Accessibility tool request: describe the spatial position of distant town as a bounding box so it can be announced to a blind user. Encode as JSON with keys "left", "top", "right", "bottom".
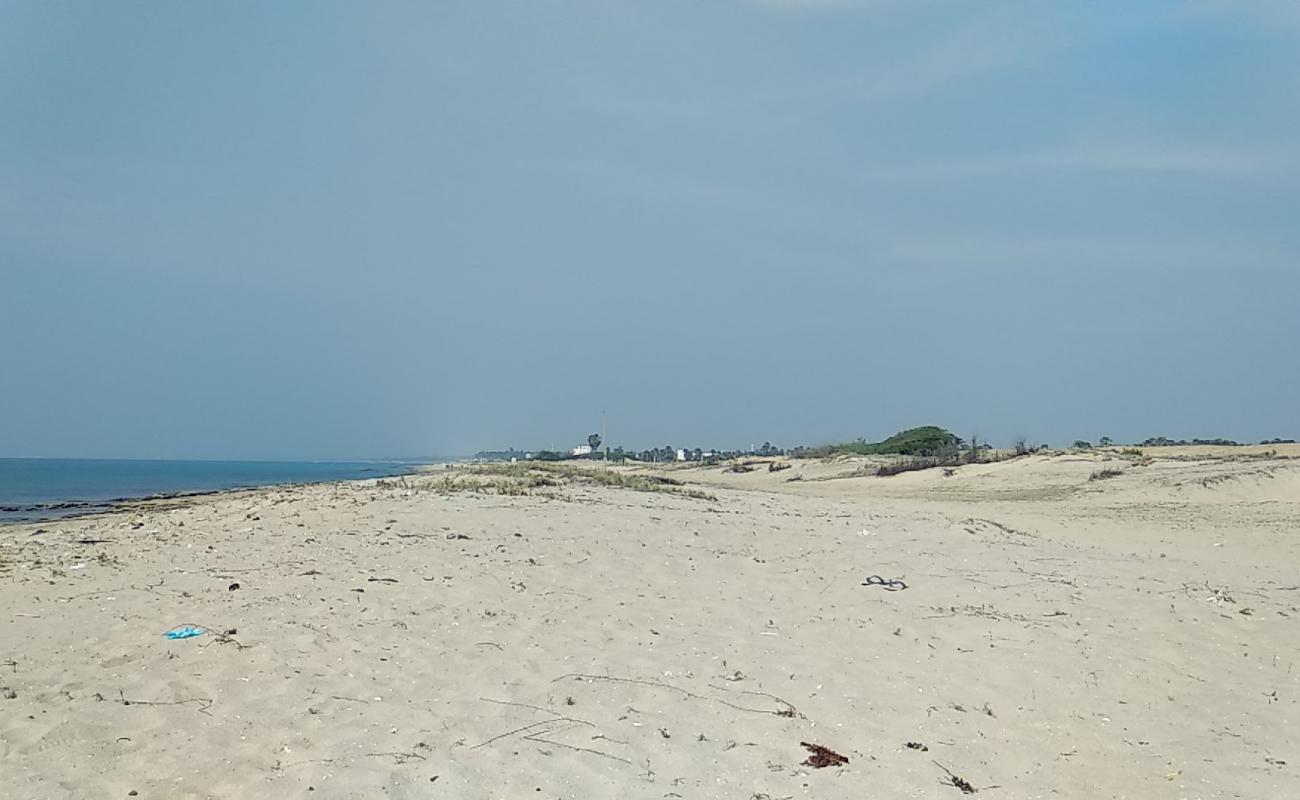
{"left": 473, "top": 429, "right": 1297, "bottom": 466}
{"left": 474, "top": 436, "right": 785, "bottom": 464}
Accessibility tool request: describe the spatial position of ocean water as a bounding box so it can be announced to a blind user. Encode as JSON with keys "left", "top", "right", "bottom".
{"left": 0, "top": 458, "right": 419, "bottom": 523}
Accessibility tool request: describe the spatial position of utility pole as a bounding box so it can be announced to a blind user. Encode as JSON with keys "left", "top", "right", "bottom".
{"left": 602, "top": 410, "right": 608, "bottom": 461}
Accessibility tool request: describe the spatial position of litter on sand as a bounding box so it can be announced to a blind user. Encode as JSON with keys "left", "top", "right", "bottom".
{"left": 801, "top": 741, "right": 849, "bottom": 768}
{"left": 164, "top": 625, "right": 206, "bottom": 640}
{"left": 862, "top": 575, "right": 908, "bottom": 591}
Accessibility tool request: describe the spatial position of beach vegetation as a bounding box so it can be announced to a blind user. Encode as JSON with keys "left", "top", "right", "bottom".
{"left": 1139, "top": 436, "right": 1243, "bottom": 447}
{"left": 876, "top": 457, "right": 960, "bottom": 477}
{"left": 411, "top": 462, "right": 718, "bottom": 502}
{"left": 793, "top": 426, "right": 961, "bottom": 459}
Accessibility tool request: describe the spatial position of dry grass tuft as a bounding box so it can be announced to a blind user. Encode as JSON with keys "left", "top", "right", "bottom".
{"left": 401, "top": 463, "right": 718, "bottom": 502}
{"left": 876, "top": 457, "right": 963, "bottom": 477}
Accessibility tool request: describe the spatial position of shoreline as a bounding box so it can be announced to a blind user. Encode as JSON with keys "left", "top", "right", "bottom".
{"left": 0, "top": 462, "right": 434, "bottom": 528}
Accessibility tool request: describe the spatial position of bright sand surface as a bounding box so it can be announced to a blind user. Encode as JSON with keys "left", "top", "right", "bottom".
{"left": 2, "top": 447, "right": 1298, "bottom": 799}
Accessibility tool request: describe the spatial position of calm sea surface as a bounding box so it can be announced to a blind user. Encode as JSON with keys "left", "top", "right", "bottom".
{"left": 0, "top": 458, "right": 419, "bottom": 523}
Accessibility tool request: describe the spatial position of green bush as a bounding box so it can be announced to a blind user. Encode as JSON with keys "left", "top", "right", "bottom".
{"left": 800, "top": 426, "right": 961, "bottom": 458}
{"left": 874, "top": 426, "right": 960, "bottom": 456}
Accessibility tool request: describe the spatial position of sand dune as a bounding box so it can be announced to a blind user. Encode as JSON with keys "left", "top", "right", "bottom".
{"left": 2, "top": 449, "right": 1297, "bottom": 798}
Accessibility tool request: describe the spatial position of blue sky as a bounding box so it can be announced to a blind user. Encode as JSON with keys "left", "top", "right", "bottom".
{"left": 2, "top": 1, "right": 1297, "bottom": 459}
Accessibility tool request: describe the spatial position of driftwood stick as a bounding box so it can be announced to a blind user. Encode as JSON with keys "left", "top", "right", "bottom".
{"left": 554, "top": 673, "right": 796, "bottom": 716}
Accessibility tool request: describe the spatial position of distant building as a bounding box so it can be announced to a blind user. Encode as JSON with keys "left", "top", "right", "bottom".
{"left": 676, "top": 449, "right": 687, "bottom": 462}
{"left": 571, "top": 444, "right": 593, "bottom": 457}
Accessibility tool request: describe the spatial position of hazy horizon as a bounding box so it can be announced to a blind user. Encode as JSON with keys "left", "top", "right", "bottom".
{"left": 4, "top": 2, "right": 1297, "bottom": 460}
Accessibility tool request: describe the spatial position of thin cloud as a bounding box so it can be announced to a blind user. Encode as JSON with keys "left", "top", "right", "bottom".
{"left": 741, "top": 0, "right": 873, "bottom": 10}
{"left": 871, "top": 142, "right": 1299, "bottom": 183}
{"left": 571, "top": 9, "right": 1045, "bottom": 126}
{"left": 1188, "top": 0, "right": 1300, "bottom": 33}
{"left": 884, "top": 233, "right": 1298, "bottom": 276}
{"left": 548, "top": 157, "right": 895, "bottom": 248}
{"left": 555, "top": 157, "right": 756, "bottom": 211}
{"left": 849, "top": 13, "right": 1044, "bottom": 103}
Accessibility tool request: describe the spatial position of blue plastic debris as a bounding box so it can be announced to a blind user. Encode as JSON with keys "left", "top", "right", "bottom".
{"left": 164, "top": 625, "right": 206, "bottom": 640}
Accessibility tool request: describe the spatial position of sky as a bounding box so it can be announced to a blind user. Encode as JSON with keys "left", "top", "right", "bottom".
{"left": 2, "top": 1, "right": 1298, "bottom": 459}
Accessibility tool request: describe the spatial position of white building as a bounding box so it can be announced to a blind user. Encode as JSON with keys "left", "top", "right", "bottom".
{"left": 571, "top": 444, "right": 593, "bottom": 457}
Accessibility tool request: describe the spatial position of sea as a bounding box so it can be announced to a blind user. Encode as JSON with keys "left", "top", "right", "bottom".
{"left": 0, "top": 458, "right": 422, "bottom": 524}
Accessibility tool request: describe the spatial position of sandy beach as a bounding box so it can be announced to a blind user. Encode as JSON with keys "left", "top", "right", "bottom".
{"left": 2, "top": 448, "right": 1298, "bottom": 799}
